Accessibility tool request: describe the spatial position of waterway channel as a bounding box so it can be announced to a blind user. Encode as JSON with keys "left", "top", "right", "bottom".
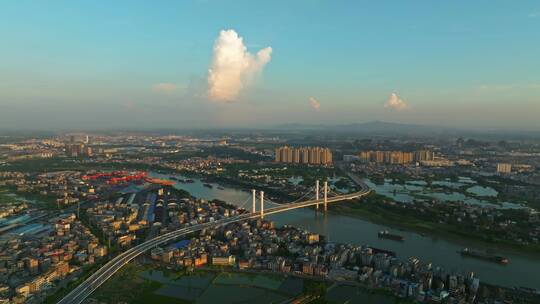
{"left": 150, "top": 172, "right": 540, "bottom": 290}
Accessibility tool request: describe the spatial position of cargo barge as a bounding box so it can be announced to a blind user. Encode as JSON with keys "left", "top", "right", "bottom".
{"left": 378, "top": 230, "right": 405, "bottom": 241}
{"left": 181, "top": 179, "right": 195, "bottom": 183}
{"left": 459, "top": 248, "right": 509, "bottom": 264}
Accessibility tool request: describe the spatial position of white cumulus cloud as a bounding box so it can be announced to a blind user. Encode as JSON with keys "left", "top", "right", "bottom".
{"left": 384, "top": 93, "right": 409, "bottom": 111}
{"left": 208, "top": 29, "right": 272, "bottom": 102}
{"left": 309, "top": 97, "right": 321, "bottom": 111}
{"left": 152, "top": 83, "right": 177, "bottom": 93}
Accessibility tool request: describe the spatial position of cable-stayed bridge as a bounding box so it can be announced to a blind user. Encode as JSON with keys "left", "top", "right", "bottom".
{"left": 58, "top": 179, "right": 371, "bottom": 304}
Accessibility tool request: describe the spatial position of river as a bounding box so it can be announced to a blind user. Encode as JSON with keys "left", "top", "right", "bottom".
{"left": 150, "top": 172, "right": 540, "bottom": 290}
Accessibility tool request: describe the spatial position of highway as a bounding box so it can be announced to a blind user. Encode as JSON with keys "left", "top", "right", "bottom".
{"left": 58, "top": 180, "right": 370, "bottom": 304}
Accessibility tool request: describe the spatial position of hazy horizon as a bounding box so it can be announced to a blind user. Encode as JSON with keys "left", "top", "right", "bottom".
{"left": 1, "top": 1, "right": 539, "bottom": 131}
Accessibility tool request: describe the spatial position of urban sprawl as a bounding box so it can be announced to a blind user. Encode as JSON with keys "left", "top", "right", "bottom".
{"left": 0, "top": 132, "right": 539, "bottom": 303}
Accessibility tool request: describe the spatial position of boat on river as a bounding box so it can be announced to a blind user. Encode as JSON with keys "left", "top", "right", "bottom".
{"left": 378, "top": 230, "right": 405, "bottom": 241}
{"left": 459, "top": 248, "right": 509, "bottom": 264}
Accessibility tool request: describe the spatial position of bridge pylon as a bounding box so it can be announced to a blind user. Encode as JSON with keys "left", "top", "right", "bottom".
{"left": 315, "top": 180, "right": 320, "bottom": 210}
{"left": 260, "top": 191, "right": 264, "bottom": 219}
{"left": 324, "top": 181, "right": 328, "bottom": 212}
{"left": 252, "top": 189, "right": 256, "bottom": 213}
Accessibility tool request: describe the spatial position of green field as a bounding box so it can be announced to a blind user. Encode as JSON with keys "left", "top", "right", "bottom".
{"left": 52, "top": 259, "right": 418, "bottom": 304}
{"left": 91, "top": 265, "right": 300, "bottom": 304}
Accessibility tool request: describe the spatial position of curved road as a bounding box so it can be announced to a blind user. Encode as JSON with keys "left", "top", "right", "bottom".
{"left": 58, "top": 181, "right": 371, "bottom": 304}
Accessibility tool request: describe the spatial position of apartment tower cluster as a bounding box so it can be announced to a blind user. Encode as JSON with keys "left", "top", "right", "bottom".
{"left": 275, "top": 146, "right": 332, "bottom": 165}
{"left": 65, "top": 136, "right": 92, "bottom": 157}
{"left": 358, "top": 150, "right": 434, "bottom": 165}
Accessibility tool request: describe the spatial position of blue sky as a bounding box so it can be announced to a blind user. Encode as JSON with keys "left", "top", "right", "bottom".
{"left": 1, "top": 1, "right": 539, "bottom": 130}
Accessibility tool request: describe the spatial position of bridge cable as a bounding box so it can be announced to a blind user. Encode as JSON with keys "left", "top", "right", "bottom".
{"left": 236, "top": 195, "right": 252, "bottom": 211}
{"left": 287, "top": 186, "right": 316, "bottom": 204}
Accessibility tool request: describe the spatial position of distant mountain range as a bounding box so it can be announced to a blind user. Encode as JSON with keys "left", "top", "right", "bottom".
{"left": 273, "top": 121, "right": 540, "bottom": 138}
{"left": 275, "top": 121, "right": 455, "bottom": 134}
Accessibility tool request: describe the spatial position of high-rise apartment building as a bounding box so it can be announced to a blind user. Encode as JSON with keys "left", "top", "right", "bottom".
{"left": 293, "top": 148, "right": 300, "bottom": 163}
{"left": 301, "top": 147, "right": 310, "bottom": 164}
{"left": 66, "top": 142, "right": 93, "bottom": 157}
{"left": 275, "top": 149, "right": 281, "bottom": 162}
{"left": 358, "top": 150, "right": 434, "bottom": 165}
{"left": 496, "top": 163, "right": 512, "bottom": 174}
{"left": 415, "top": 150, "right": 434, "bottom": 162}
{"left": 320, "top": 148, "right": 332, "bottom": 164}
{"left": 275, "top": 146, "right": 332, "bottom": 165}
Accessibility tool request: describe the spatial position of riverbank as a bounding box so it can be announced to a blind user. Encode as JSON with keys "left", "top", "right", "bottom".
{"left": 330, "top": 194, "right": 540, "bottom": 256}
{"left": 5, "top": 164, "right": 540, "bottom": 291}
{"left": 164, "top": 170, "right": 540, "bottom": 257}
{"left": 199, "top": 174, "right": 296, "bottom": 202}
{"left": 40, "top": 176, "right": 540, "bottom": 303}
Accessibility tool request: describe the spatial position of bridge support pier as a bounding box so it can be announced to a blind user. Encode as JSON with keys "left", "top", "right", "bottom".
{"left": 315, "top": 180, "right": 320, "bottom": 210}
{"left": 252, "top": 189, "right": 256, "bottom": 213}
{"left": 324, "top": 181, "right": 328, "bottom": 212}
{"left": 260, "top": 191, "right": 264, "bottom": 219}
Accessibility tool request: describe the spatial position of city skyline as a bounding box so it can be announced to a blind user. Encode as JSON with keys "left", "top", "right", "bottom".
{"left": 1, "top": 1, "right": 540, "bottom": 131}
{"left": 1, "top": 129, "right": 540, "bottom": 302}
